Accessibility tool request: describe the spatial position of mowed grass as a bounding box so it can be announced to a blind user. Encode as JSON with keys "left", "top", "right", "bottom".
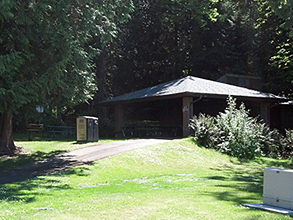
{"left": 1, "top": 138, "right": 292, "bottom": 219}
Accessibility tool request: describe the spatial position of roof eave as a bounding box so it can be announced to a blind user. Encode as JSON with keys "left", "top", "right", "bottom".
{"left": 99, "top": 92, "right": 286, "bottom": 106}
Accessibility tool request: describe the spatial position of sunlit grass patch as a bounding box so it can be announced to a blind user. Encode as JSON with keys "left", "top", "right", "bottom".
{"left": 0, "top": 138, "right": 292, "bottom": 219}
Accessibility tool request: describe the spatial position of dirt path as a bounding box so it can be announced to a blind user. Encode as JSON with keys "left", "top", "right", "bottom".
{"left": 0, "top": 139, "right": 171, "bottom": 185}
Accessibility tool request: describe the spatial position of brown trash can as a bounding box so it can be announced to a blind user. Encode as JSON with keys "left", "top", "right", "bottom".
{"left": 76, "top": 116, "right": 99, "bottom": 142}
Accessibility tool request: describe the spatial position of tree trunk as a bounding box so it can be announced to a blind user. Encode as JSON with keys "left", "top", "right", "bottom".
{"left": 0, "top": 109, "right": 16, "bottom": 155}
{"left": 95, "top": 48, "right": 109, "bottom": 118}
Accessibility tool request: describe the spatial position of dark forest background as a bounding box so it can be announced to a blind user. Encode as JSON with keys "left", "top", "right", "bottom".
{"left": 1, "top": 0, "right": 293, "bottom": 144}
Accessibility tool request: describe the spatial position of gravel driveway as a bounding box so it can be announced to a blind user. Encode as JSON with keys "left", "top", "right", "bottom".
{"left": 0, "top": 139, "right": 171, "bottom": 185}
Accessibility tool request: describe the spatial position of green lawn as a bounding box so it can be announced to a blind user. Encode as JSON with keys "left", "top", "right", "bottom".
{"left": 0, "top": 138, "right": 292, "bottom": 219}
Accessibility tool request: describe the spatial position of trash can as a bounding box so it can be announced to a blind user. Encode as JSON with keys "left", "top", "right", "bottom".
{"left": 76, "top": 116, "right": 99, "bottom": 142}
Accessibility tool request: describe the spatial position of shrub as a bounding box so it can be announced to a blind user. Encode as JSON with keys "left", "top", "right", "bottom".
{"left": 189, "top": 96, "right": 288, "bottom": 160}
{"left": 189, "top": 113, "right": 221, "bottom": 148}
{"left": 215, "top": 97, "right": 262, "bottom": 159}
{"left": 281, "top": 130, "right": 293, "bottom": 159}
{"left": 258, "top": 124, "right": 282, "bottom": 158}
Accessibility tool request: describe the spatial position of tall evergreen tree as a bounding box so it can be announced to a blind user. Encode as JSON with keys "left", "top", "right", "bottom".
{"left": 107, "top": 0, "right": 220, "bottom": 96}
{"left": 0, "top": 0, "right": 133, "bottom": 154}
{"left": 266, "top": 0, "right": 293, "bottom": 96}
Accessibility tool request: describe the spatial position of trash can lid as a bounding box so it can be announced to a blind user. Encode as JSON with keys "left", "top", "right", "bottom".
{"left": 77, "top": 116, "right": 98, "bottom": 120}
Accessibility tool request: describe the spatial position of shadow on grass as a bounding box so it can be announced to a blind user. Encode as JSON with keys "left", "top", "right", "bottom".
{"left": 0, "top": 152, "right": 94, "bottom": 185}
{"left": 56, "top": 162, "right": 94, "bottom": 176}
{"left": 206, "top": 157, "right": 293, "bottom": 205}
{"left": 0, "top": 160, "right": 94, "bottom": 203}
{"left": 0, "top": 150, "right": 67, "bottom": 170}
{"left": 0, "top": 177, "right": 72, "bottom": 203}
{"left": 205, "top": 175, "right": 263, "bottom": 204}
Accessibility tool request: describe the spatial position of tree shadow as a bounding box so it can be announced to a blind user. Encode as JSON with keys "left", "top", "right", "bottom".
{"left": 56, "top": 162, "right": 94, "bottom": 176}
{"left": 205, "top": 158, "right": 293, "bottom": 205}
{"left": 0, "top": 153, "right": 94, "bottom": 185}
{"left": 0, "top": 176, "right": 72, "bottom": 203}
{"left": 0, "top": 150, "right": 67, "bottom": 170}
{"left": 0, "top": 159, "right": 94, "bottom": 203}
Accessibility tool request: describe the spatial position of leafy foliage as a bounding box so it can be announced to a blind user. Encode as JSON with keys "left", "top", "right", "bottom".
{"left": 263, "top": 0, "right": 293, "bottom": 96}
{"left": 107, "top": 0, "right": 223, "bottom": 96}
{"left": 0, "top": 0, "right": 134, "bottom": 114}
{"left": 189, "top": 113, "right": 221, "bottom": 149}
{"left": 190, "top": 96, "right": 293, "bottom": 159}
{"left": 268, "top": 0, "right": 293, "bottom": 37}
{"left": 215, "top": 97, "right": 263, "bottom": 159}
{"left": 103, "top": 0, "right": 293, "bottom": 101}
{"left": 0, "top": 0, "right": 134, "bottom": 152}
{"left": 281, "top": 130, "right": 293, "bottom": 159}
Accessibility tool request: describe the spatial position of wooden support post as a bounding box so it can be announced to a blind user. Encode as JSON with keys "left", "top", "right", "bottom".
{"left": 182, "top": 97, "right": 193, "bottom": 137}
{"left": 115, "top": 104, "right": 124, "bottom": 138}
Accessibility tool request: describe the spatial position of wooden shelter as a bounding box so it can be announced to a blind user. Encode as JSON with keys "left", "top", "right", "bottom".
{"left": 100, "top": 76, "right": 285, "bottom": 137}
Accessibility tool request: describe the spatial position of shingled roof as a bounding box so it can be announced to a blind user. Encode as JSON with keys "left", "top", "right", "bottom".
{"left": 101, "top": 76, "right": 284, "bottom": 104}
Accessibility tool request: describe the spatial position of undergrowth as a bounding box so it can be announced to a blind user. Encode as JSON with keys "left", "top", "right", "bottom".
{"left": 190, "top": 96, "right": 293, "bottom": 159}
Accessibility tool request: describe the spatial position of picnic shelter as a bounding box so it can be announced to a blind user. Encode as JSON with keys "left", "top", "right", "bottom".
{"left": 100, "top": 76, "right": 285, "bottom": 137}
